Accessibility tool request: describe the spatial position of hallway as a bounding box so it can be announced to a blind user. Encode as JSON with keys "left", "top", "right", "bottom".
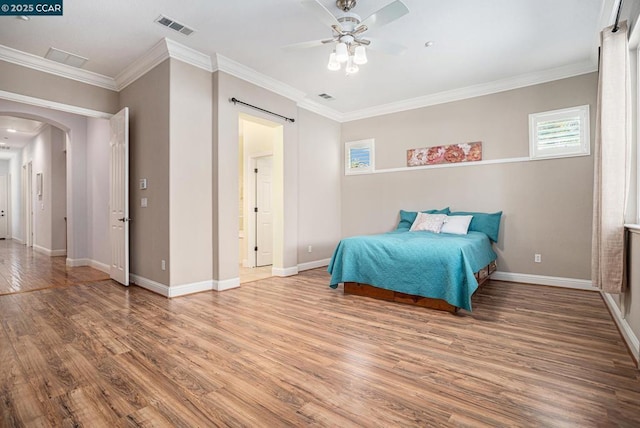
{"left": 0, "top": 240, "right": 109, "bottom": 296}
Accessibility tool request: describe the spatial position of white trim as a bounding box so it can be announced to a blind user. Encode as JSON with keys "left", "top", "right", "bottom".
{"left": 625, "top": 223, "right": 640, "bottom": 233}
{"left": 66, "top": 257, "right": 91, "bottom": 267}
{"left": 298, "top": 258, "right": 331, "bottom": 272}
{"left": 89, "top": 259, "right": 110, "bottom": 274}
{"left": 215, "top": 53, "right": 306, "bottom": 103}
{"left": 298, "top": 100, "right": 343, "bottom": 122}
{"left": 169, "top": 279, "right": 214, "bottom": 297}
{"left": 491, "top": 271, "right": 597, "bottom": 290}
{"left": 341, "top": 61, "right": 597, "bottom": 122}
{"left": 0, "top": 44, "right": 118, "bottom": 91}
{"left": 0, "top": 90, "right": 113, "bottom": 119}
{"left": 165, "top": 39, "right": 213, "bottom": 72}
{"left": 33, "top": 244, "right": 61, "bottom": 257}
{"left": 115, "top": 38, "right": 170, "bottom": 90}
{"left": 130, "top": 274, "right": 169, "bottom": 296}
{"left": 11, "top": 237, "right": 24, "bottom": 244}
{"left": 602, "top": 292, "right": 640, "bottom": 364}
{"left": 213, "top": 277, "right": 241, "bottom": 291}
{"left": 272, "top": 266, "right": 299, "bottom": 277}
{"left": 115, "top": 38, "right": 213, "bottom": 91}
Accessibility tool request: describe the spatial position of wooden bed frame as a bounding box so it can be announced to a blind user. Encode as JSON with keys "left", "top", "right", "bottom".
{"left": 343, "top": 260, "right": 497, "bottom": 313}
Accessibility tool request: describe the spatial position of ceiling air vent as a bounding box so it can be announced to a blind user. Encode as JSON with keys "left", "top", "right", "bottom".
{"left": 155, "top": 15, "right": 195, "bottom": 36}
{"left": 318, "top": 93, "right": 334, "bottom": 100}
{"left": 45, "top": 47, "right": 88, "bottom": 68}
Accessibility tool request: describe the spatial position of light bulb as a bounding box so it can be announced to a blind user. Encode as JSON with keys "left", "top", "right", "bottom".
{"left": 335, "top": 42, "right": 349, "bottom": 63}
{"left": 346, "top": 56, "right": 359, "bottom": 74}
{"left": 327, "top": 52, "right": 340, "bottom": 71}
{"left": 353, "top": 45, "right": 367, "bottom": 65}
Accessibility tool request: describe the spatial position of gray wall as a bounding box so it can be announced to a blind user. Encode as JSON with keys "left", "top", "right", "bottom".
{"left": 341, "top": 73, "right": 598, "bottom": 280}
{"left": 298, "top": 108, "right": 342, "bottom": 264}
{"left": 0, "top": 61, "right": 119, "bottom": 114}
{"left": 86, "top": 117, "right": 111, "bottom": 267}
{"left": 168, "top": 59, "right": 213, "bottom": 287}
{"left": 119, "top": 59, "right": 171, "bottom": 285}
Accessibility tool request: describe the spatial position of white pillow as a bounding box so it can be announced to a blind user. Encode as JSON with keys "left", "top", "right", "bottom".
{"left": 441, "top": 215, "right": 473, "bottom": 235}
{"left": 410, "top": 213, "right": 447, "bottom": 233}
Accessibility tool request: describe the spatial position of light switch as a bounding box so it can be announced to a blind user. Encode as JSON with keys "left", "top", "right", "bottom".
{"left": 139, "top": 178, "right": 147, "bottom": 190}
{"left": 141, "top": 197, "right": 148, "bottom": 208}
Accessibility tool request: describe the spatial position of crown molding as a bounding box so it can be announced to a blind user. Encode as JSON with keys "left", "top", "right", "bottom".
{"left": 165, "top": 38, "right": 213, "bottom": 72}
{"left": 0, "top": 44, "right": 117, "bottom": 91}
{"left": 115, "top": 38, "right": 170, "bottom": 90}
{"left": 341, "top": 60, "right": 598, "bottom": 122}
{"left": 297, "top": 98, "right": 343, "bottom": 122}
{"left": 116, "top": 38, "right": 213, "bottom": 90}
{"left": 214, "top": 53, "right": 307, "bottom": 103}
{"left": 1, "top": 40, "right": 600, "bottom": 125}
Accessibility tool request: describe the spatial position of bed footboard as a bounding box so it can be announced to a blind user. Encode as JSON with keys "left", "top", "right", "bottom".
{"left": 344, "top": 260, "right": 497, "bottom": 313}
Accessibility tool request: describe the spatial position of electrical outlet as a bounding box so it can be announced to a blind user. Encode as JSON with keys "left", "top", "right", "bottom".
{"left": 161, "top": 260, "right": 166, "bottom": 270}
{"left": 308, "top": 245, "right": 312, "bottom": 253}
{"left": 534, "top": 254, "right": 542, "bottom": 263}
{"left": 141, "top": 197, "right": 148, "bottom": 208}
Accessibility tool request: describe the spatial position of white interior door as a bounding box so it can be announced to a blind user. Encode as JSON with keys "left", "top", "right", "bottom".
{"left": 109, "top": 107, "right": 129, "bottom": 285}
{"left": 0, "top": 175, "right": 7, "bottom": 239}
{"left": 255, "top": 156, "right": 273, "bottom": 267}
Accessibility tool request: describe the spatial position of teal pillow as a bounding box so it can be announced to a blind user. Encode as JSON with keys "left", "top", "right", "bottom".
{"left": 450, "top": 211, "right": 502, "bottom": 242}
{"left": 397, "top": 208, "right": 451, "bottom": 230}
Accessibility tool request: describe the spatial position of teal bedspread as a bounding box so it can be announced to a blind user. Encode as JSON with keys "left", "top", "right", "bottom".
{"left": 328, "top": 230, "right": 497, "bottom": 311}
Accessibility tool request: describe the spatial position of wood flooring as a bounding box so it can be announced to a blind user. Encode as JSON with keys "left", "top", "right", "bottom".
{"left": 0, "top": 241, "right": 639, "bottom": 426}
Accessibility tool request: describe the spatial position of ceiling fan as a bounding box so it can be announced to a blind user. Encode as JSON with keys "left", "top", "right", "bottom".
{"left": 286, "top": 0, "right": 410, "bottom": 74}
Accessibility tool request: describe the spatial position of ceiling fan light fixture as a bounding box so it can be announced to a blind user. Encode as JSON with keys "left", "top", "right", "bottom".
{"left": 335, "top": 42, "right": 349, "bottom": 63}
{"left": 327, "top": 52, "right": 341, "bottom": 71}
{"left": 353, "top": 45, "right": 367, "bottom": 65}
{"left": 346, "top": 56, "right": 359, "bottom": 74}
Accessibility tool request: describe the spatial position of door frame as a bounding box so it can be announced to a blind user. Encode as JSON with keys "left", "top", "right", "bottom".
{"left": 26, "top": 161, "right": 33, "bottom": 247}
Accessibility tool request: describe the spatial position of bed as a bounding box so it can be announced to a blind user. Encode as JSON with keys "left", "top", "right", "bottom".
{"left": 328, "top": 209, "right": 501, "bottom": 312}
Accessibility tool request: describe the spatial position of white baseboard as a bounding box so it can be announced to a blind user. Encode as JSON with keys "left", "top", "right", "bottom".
{"left": 130, "top": 274, "right": 169, "bottom": 297}
{"left": 12, "top": 237, "right": 24, "bottom": 244}
{"left": 66, "top": 257, "right": 91, "bottom": 267}
{"left": 213, "top": 277, "right": 240, "bottom": 291}
{"left": 89, "top": 260, "right": 110, "bottom": 274}
{"left": 51, "top": 249, "right": 67, "bottom": 257}
{"left": 491, "top": 271, "right": 597, "bottom": 291}
{"left": 130, "top": 274, "right": 240, "bottom": 297}
{"left": 169, "top": 279, "right": 215, "bottom": 297}
{"left": 298, "top": 258, "right": 331, "bottom": 272}
{"left": 272, "top": 266, "right": 299, "bottom": 277}
{"left": 33, "top": 244, "right": 52, "bottom": 256}
{"left": 602, "top": 293, "right": 640, "bottom": 365}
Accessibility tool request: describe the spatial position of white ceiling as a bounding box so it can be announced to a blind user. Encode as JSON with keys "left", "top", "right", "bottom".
{"left": 0, "top": 0, "right": 614, "bottom": 114}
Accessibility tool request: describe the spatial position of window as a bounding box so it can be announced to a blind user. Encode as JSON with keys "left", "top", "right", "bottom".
{"left": 345, "top": 139, "right": 375, "bottom": 175}
{"left": 529, "top": 105, "right": 590, "bottom": 159}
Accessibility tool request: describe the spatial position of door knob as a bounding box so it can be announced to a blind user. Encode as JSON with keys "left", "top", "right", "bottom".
{"left": 117, "top": 217, "right": 131, "bottom": 222}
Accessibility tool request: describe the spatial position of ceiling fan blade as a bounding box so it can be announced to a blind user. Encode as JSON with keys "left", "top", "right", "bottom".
{"left": 283, "top": 39, "right": 334, "bottom": 51}
{"left": 301, "top": 0, "right": 342, "bottom": 29}
{"left": 359, "top": 0, "right": 409, "bottom": 32}
{"left": 366, "top": 38, "right": 408, "bottom": 55}
{"left": 352, "top": 25, "right": 368, "bottom": 36}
